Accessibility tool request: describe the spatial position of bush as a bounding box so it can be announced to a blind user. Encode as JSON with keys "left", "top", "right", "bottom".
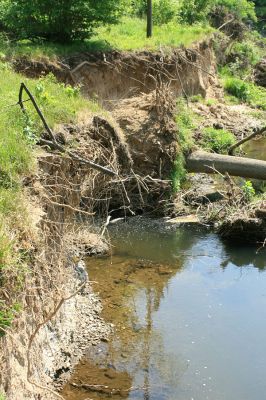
{"left": 242, "top": 180, "right": 255, "bottom": 201}
{"left": 153, "top": 0, "right": 177, "bottom": 25}
{"left": 178, "top": 0, "right": 212, "bottom": 24}
{"left": 200, "top": 127, "right": 236, "bottom": 153}
{"left": 213, "top": 0, "right": 257, "bottom": 22}
{"left": 0, "top": 0, "right": 123, "bottom": 43}
{"left": 226, "top": 41, "right": 261, "bottom": 77}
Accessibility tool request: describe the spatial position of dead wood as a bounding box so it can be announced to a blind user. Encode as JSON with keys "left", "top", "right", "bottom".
{"left": 18, "top": 82, "right": 117, "bottom": 177}
{"left": 228, "top": 126, "right": 266, "bottom": 155}
{"left": 186, "top": 150, "right": 266, "bottom": 180}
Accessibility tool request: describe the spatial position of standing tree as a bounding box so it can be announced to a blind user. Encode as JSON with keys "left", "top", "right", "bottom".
{"left": 0, "top": 0, "right": 123, "bottom": 43}
{"left": 147, "top": 0, "right": 153, "bottom": 37}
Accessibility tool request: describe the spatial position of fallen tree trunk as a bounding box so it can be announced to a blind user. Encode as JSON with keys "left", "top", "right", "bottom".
{"left": 186, "top": 151, "right": 266, "bottom": 180}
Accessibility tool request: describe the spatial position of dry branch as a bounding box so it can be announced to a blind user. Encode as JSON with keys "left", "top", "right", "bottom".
{"left": 228, "top": 126, "right": 266, "bottom": 155}
{"left": 18, "top": 82, "right": 117, "bottom": 177}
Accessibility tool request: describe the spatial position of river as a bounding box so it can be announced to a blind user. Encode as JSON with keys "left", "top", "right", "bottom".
{"left": 61, "top": 219, "right": 266, "bottom": 400}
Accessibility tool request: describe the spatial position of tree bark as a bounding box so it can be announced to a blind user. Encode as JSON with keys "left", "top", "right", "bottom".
{"left": 186, "top": 150, "right": 266, "bottom": 180}
{"left": 147, "top": 0, "right": 152, "bottom": 38}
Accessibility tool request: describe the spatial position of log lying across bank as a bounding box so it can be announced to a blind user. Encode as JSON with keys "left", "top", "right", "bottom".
{"left": 186, "top": 151, "right": 266, "bottom": 180}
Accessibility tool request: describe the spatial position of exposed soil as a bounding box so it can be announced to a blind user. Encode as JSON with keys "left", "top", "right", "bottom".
{"left": 192, "top": 102, "right": 263, "bottom": 140}
{"left": 13, "top": 40, "right": 218, "bottom": 108}
{"left": 1, "top": 37, "right": 265, "bottom": 400}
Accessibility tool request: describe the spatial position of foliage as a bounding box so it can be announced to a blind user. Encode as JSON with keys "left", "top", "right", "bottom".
{"left": 171, "top": 154, "right": 186, "bottom": 192}
{"left": 225, "top": 41, "right": 261, "bottom": 77}
{"left": 178, "top": 0, "right": 213, "bottom": 24}
{"left": 0, "top": 0, "right": 123, "bottom": 43}
{"left": 212, "top": 0, "right": 257, "bottom": 22}
{"left": 172, "top": 99, "right": 197, "bottom": 191}
{"left": 242, "top": 180, "right": 256, "bottom": 201}
{"left": 153, "top": 0, "right": 178, "bottom": 25}
{"left": 0, "top": 63, "right": 100, "bottom": 333}
{"left": 200, "top": 127, "right": 236, "bottom": 153}
{"left": 223, "top": 75, "right": 266, "bottom": 110}
{"left": 224, "top": 77, "right": 251, "bottom": 101}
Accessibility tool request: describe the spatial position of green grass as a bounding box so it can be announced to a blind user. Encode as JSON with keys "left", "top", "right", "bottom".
{"left": 221, "top": 72, "right": 266, "bottom": 110}
{"left": 200, "top": 127, "right": 236, "bottom": 154}
{"left": 0, "top": 62, "right": 99, "bottom": 332}
{"left": 0, "top": 18, "right": 214, "bottom": 60}
{"left": 95, "top": 17, "right": 213, "bottom": 51}
{"left": 172, "top": 99, "right": 198, "bottom": 191}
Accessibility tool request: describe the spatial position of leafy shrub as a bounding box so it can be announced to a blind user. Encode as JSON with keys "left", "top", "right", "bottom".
{"left": 213, "top": 0, "right": 257, "bottom": 22}
{"left": 0, "top": 0, "right": 123, "bottom": 43}
{"left": 225, "top": 41, "right": 261, "bottom": 77}
{"left": 178, "top": 0, "right": 212, "bottom": 24}
{"left": 153, "top": 0, "right": 177, "bottom": 25}
{"left": 242, "top": 180, "right": 255, "bottom": 201}
{"left": 200, "top": 127, "right": 236, "bottom": 153}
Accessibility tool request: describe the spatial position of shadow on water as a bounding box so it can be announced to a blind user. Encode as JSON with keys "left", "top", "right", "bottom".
{"left": 62, "top": 220, "right": 266, "bottom": 400}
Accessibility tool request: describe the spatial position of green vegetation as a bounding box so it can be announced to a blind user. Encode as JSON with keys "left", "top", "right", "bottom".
{"left": 242, "top": 180, "right": 256, "bottom": 201}
{"left": 172, "top": 99, "right": 197, "bottom": 191}
{"left": 0, "top": 63, "right": 99, "bottom": 331}
{"left": 0, "top": 18, "right": 213, "bottom": 59}
{"left": 95, "top": 17, "right": 213, "bottom": 51}
{"left": 0, "top": 393, "right": 6, "bottom": 400}
{"left": 200, "top": 127, "right": 236, "bottom": 154}
{"left": 223, "top": 75, "right": 266, "bottom": 110}
{"left": 0, "top": 0, "right": 123, "bottom": 43}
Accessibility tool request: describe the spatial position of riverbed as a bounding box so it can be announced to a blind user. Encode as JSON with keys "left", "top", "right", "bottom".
{"left": 62, "top": 220, "right": 266, "bottom": 400}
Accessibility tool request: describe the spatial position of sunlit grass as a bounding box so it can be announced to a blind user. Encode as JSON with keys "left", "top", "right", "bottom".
{"left": 95, "top": 17, "right": 213, "bottom": 51}
{"left": 0, "top": 18, "right": 214, "bottom": 60}
{"left": 0, "top": 61, "right": 100, "bottom": 331}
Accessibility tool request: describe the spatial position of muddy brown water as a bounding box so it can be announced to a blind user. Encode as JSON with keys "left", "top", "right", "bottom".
{"left": 244, "top": 137, "right": 266, "bottom": 161}
{"left": 61, "top": 221, "right": 266, "bottom": 400}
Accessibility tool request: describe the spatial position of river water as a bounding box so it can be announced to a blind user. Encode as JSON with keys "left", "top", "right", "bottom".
{"left": 62, "top": 221, "right": 266, "bottom": 400}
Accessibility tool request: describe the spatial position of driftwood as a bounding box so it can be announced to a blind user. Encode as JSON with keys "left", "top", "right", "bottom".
{"left": 228, "top": 126, "right": 266, "bottom": 155}
{"left": 186, "top": 150, "right": 266, "bottom": 180}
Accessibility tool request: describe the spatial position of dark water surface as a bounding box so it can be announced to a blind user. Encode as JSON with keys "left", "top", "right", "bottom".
{"left": 62, "top": 222, "right": 266, "bottom": 400}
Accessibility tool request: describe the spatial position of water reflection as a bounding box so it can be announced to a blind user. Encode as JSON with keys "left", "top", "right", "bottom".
{"left": 62, "top": 223, "right": 266, "bottom": 400}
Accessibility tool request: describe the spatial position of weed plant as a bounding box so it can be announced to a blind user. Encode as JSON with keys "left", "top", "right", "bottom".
{"left": 200, "top": 127, "right": 236, "bottom": 154}
{"left": 0, "top": 63, "right": 99, "bottom": 331}
{"left": 172, "top": 99, "right": 197, "bottom": 191}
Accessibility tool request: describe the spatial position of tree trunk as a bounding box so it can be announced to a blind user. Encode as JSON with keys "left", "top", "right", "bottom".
{"left": 186, "top": 151, "right": 266, "bottom": 180}
{"left": 147, "top": 0, "right": 152, "bottom": 38}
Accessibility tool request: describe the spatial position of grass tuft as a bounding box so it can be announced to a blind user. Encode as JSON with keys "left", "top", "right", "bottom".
{"left": 172, "top": 99, "right": 198, "bottom": 191}
{"left": 221, "top": 73, "right": 266, "bottom": 110}
{"left": 200, "top": 127, "right": 236, "bottom": 154}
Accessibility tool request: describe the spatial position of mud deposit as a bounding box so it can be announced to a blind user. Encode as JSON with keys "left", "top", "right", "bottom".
{"left": 61, "top": 220, "right": 266, "bottom": 400}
